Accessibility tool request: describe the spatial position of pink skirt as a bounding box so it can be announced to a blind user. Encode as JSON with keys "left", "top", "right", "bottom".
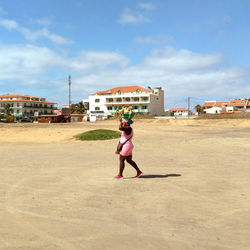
{"left": 120, "top": 142, "right": 134, "bottom": 156}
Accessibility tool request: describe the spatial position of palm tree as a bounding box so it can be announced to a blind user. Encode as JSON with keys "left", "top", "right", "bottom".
{"left": 70, "top": 101, "right": 86, "bottom": 114}
{"left": 76, "top": 101, "right": 85, "bottom": 114}
{"left": 195, "top": 104, "right": 203, "bottom": 115}
{"left": 3, "top": 103, "right": 12, "bottom": 115}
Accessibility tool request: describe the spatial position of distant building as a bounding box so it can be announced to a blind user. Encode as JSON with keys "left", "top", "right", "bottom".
{"left": 85, "top": 85, "right": 165, "bottom": 119}
{"left": 202, "top": 99, "right": 250, "bottom": 114}
{"left": 61, "top": 104, "right": 71, "bottom": 116}
{"left": 0, "top": 94, "right": 57, "bottom": 117}
{"left": 169, "top": 108, "right": 190, "bottom": 117}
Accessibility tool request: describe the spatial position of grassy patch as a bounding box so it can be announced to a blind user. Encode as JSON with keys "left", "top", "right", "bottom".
{"left": 75, "top": 129, "right": 121, "bottom": 141}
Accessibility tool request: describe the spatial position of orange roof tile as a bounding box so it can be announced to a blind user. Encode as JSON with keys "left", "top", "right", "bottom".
{"left": 170, "top": 108, "right": 188, "bottom": 112}
{"left": 203, "top": 101, "right": 216, "bottom": 107}
{"left": 0, "top": 94, "right": 43, "bottom": 99}
{"left": 214, "top": 101, "right": 229, "bottom": 107}
{"left": 228, "top": 99, "right": 247, "bottom": 107}
{"left": 96, "top": 86, "right": 153, "bottom": 95}
{"left": 203, "top": 101, "right": 229, "bottom": 107}
{"left": 203, "top": 99, "right": 250, "bottom": 108}
{"left": 0, "top": 99, "right": 56, "bottom": 104}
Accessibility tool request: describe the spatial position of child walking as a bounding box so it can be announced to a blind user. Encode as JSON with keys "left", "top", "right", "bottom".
{"left": 114, "top": 118, "right": 143, "bottom": 179}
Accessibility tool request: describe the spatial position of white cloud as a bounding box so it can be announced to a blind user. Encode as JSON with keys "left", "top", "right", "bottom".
{"left": 139, "top": 47, "right": 225, "bottom": 71}
{"left": 0, "top": 44, "right": 64, "bottom": 79}
{"left": 118, "top": 8, "right": 151, "bottom": 24}
{"left": 21, "top": 27, "right": 74, "bottom": 44}
{"left": 0, "top": 18, "right": 73, "bottom": 44}
{"left": 134, "top": 35, "right": 174, "bottom": 44}
{"left": 69, "top": 51, "right": 130, "bottom": 71}
{"left": 0, "top": 18, "right": 18, "bottom": 29}
{"left": 0, "top": 44, "right": 249, "bottom": 106}
{"left": 0, "top": 45, "right": 129, "bottom": 81}
{"left": 70, "top": 47, "right": 249, "bottom": 102}
{"left": 33, "top": 17, "right": 53, "bottom": 27}
{"left": 137, "top": 2, "right": 156, "bottom": 10}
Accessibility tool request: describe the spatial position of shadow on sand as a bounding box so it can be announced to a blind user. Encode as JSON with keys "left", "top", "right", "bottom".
{"left": 124, "top": 174, "right": 181, "bottom": 179}
{"left": 139, "top": 174, "right": 181, "bottom": 179}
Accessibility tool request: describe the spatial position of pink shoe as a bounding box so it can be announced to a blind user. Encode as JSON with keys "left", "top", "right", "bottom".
{"left": 134, "top": 172, "right": 143, "bottom": 178}
{"left": 113, "top": 175, "right": 123, "bottom": 179}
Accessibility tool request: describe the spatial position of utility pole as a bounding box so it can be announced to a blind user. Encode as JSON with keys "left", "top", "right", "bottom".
{"left": 68, "top": 75, "right": 71, "bottom": 121}
{"left": 188, "top": 96, "right": 190, "bottom": 119}
{"left": 68, "top": 75, "right": 71, "bottom": 107}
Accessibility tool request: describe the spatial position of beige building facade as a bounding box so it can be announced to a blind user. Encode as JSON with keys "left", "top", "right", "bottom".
{"left": 0, "top": 94, "right": 57, "bottom": 117}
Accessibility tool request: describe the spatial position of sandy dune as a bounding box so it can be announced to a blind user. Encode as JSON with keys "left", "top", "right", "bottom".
{"left": 0, "top": 119, "right": 249, "bottom": 250}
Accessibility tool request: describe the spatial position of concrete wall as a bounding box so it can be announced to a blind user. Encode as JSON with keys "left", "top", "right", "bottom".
{"left": 148, "top": 88, "right": 164, "bottom": 116}
{"left": 89, "top": 95, "right": 109, "bottom": 114}
{"left": 204, "top": 107, "right": 222, "bottom": 114}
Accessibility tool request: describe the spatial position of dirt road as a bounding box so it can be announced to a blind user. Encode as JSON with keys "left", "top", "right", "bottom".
{"left": 0, "top": 119, "right": 249, "bottom": 249}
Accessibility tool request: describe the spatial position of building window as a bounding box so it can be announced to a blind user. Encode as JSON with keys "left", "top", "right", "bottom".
{"left": 142, "top": 106, "right": 148, "bottom": 110}
{"left": 117, "top": 98, "right": 122, "bottom": 102}
{"left": 125, "top": 98, "right": 130, "bottom": 102}
{"left": 134, "top": 97, "right": 139, "bottom": 102}
{"left": 118, "top": 90, "right": 122, "bottom": 95}
{"left": 17, "top": 110, "right": 19, "bottom": 114}
{"left": 142, "top": 97, "right": 148, "bottom": 101}
{"left": 95, "top": 99, "right": 100, "bottom": 103}
{"left": 107, "top": 106, "right": 113, "bottom": 110}
{"left": 108, "top": 98, "right": 113, "bottom": 103}
{"left": 133, "top": 106, "right": 138, "bottom": 110}
{"left": 136, "top": 89, "right": 140, "bottom": 94}
{"left": 17, "top": 103, "right": 20, "bottom": 107}
{"left": 95, "top": 107, "right": 100, "bottom": 111}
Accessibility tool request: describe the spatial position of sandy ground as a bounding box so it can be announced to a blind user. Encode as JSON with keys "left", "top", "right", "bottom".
{"left": 0, "top": 119, "right": 249, "bottom": 250}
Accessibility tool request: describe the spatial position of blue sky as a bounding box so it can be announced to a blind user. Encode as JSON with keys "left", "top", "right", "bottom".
{"left": 0, "top": 0, "right": 250, "bottom": 109}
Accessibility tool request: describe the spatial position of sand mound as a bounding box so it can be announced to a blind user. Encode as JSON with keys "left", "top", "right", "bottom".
{"left": 1, "top": 118, "right": 250, "bottom": 143}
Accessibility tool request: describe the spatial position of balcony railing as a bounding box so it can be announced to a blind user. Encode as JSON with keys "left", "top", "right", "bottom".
{"left": 109, "top": 109, "right": 148, "bottom": 113}
{"left": 102, "top": 92, "right": 152, "bottom": 98}
{"left": 105, "top": 101, "right": 149, "bottom": 105}
{"left": 23, "top": 105, "right": 54, "bottom": 109}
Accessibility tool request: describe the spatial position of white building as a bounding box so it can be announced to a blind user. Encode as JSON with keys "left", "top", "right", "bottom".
{"left": 202, "top": 99, "right": 250, "bottom": 114}
{"left": 0, "top": 94, "right": 57, "bottom": 117}
{"left": 169, "top": 108, "right": 189, "bottom": 117}
{"left": 85, "top": 86, "right": 164, "bottom": 119}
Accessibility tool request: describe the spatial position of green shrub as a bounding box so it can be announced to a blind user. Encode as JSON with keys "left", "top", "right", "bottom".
{"left": 75, "top": 129, "right": 121, "bottom": 141}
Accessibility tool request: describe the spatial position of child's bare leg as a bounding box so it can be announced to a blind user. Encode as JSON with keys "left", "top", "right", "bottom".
{"left": 118, "top": 155, "right": 126, "bottom": 176}
{"left": 126, "top": 155, "right": 141, "bottom": 174}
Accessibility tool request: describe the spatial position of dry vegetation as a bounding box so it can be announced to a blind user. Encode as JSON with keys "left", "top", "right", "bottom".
{"left": 198, "top": 112, "right": 250, "bottom": 119}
